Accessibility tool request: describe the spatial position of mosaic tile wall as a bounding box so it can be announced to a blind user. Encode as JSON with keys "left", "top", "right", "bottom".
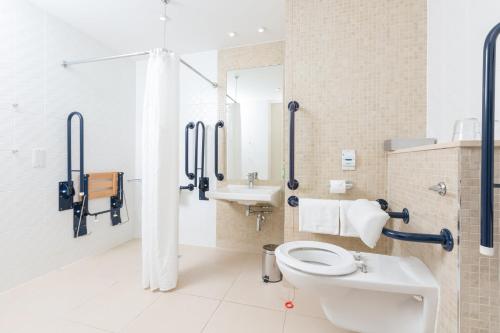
{"left": 387, "top": 147, "right": 460, "bottom": 333}
{"left": 459, "top": 147, "right": 500, "bottom": 333}
{"left": 283, "top": 0, "right": 427, "bottom": 253}
{"left": 216, "top": 42, "right": 285, "bottom": 252}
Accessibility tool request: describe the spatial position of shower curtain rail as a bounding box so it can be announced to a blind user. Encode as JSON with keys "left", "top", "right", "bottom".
{"left": 62, "top": 50, "right": 238, "bottom": 102}
{"left": 62, "top": 50, "right": 216, "bottom": 87}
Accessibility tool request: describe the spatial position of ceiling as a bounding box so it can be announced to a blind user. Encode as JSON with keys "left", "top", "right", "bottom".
{"left": 28, "top": 0, "right": 285, "bottom": 54}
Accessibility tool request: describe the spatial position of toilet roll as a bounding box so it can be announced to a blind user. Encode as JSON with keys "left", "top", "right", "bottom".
{"left": 330, "top": 180, "right": 346, "bottom": 194}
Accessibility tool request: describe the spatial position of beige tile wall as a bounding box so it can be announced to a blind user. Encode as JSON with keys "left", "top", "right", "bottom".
{"left": 216, "top": 42, "right": 285, "bottom": 253}
{"left": 388, "top": 145, "right": 500, "bottom": 333}
{"left": 283, "top": 0, "right": 427, "bottom": 253}
{"left": 459, "top": 148, "right": 500, "bottom": 333}
{"left": 387, "top": 148, "right": 460, "bottom": 333}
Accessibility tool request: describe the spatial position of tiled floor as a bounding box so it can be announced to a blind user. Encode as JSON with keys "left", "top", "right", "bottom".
{"left": 0, "top": 240, "right": 351, "bottom": 333}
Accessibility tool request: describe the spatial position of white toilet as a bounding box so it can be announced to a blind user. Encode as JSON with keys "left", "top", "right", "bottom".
{"left": 276, "top": 241, "right": 439, "bottom": 333}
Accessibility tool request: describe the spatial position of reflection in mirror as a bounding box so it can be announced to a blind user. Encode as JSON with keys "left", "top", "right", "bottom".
{"left": 225, "top": 65, "right": 283, "bottom": 182}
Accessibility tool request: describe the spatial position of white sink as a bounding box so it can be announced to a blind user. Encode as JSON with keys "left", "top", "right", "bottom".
{"left": 206, "top": 185, "right": 282, "bottom": 207}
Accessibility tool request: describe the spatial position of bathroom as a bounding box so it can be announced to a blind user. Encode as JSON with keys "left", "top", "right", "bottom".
{"left": 0, "top": 0, "right": 498, "bottom": 332}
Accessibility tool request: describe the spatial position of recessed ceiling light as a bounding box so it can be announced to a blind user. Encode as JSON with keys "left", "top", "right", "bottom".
{"left": 258, "top": 27, "right": 266, "bottom": 33}
{"left": 228, "top": 32, "right": 236, "bottom": 38}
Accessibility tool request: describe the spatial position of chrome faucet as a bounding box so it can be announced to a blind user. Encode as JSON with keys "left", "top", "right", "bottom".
{"left": 247, "top": 172, "right": 258, "bottom": 188}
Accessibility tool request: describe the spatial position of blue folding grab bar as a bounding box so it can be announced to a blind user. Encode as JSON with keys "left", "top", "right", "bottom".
{"left": 480, "top": 22, "right": 500, "bottom": 256}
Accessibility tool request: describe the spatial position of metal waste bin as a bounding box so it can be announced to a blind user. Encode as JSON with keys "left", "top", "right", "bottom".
{"left": 262, "top": 244, "right": 282, "bottom": 283}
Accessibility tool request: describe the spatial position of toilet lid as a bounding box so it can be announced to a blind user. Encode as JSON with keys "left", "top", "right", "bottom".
{"left": 276, "top": 241, "right": 357, "bottom": 276}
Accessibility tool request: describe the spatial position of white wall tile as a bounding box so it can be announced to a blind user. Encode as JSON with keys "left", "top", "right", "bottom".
{"left": 0, "top": 0, "right": 137, "bottom": 291}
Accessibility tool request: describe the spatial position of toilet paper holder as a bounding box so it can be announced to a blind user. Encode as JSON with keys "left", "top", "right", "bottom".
{"left": 330, "top": 180, "right": 353, "bottom": 193}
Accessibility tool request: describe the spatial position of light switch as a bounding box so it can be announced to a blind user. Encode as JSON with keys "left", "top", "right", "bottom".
{"left": 342, "top": 149, "right": 355, "bottom": 171}
{"left": 32, "top": 148, "right": 46, "bottom": 168}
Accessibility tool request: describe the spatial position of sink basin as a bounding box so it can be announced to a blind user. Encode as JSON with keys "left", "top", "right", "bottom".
{"left": 206, "top": 185, "right": 282, "bottom": 207}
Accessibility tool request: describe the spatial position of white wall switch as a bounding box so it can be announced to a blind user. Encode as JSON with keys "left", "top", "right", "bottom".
{"left": 32, "top": 148, "right": 46, "bottom": 168}
{"left": 342, "top": 149, "right": 356, "bottom": 170}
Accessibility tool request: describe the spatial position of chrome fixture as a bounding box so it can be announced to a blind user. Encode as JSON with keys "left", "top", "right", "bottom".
{"left": 428, "top": 182, "right": 447, "bottom": 196}
{"left": 246, "top": 205, "right": 272, "bottom": 231}
{"left": 247, "top": 172, "right": 258, "bottom": 188}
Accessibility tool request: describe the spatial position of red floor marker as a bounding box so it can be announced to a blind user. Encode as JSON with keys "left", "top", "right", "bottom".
{"left": 285, "top": 301, "right": 294, "bottom": 309}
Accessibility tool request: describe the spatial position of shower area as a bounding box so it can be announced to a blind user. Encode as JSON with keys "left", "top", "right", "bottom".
{"left": 0, "top": 0, "right": 219, "bottom": 293}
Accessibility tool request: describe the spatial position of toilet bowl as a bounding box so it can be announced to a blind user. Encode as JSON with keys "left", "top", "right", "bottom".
{"left": 276, "top": 241, "right": 439, "bottom": 333}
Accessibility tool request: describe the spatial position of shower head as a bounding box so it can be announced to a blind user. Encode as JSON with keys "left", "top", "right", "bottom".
{"left": 161, "top": 0, "right": 170, "bottom": 5}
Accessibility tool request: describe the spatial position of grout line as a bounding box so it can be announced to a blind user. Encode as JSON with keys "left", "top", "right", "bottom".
{"left": 200, "top": 299, "right": 223, "bottom": 333}
{"left": 64, "top": 318, "right": 115, "bottom": 333}
{"left": 282, "top": 310, "right": 288, "bottom": 333}
{"left": 222, "top": 299, "right": 286, "bottom": 313}
{"left": 119, "top": 293, "right": 163, "bottom": 332}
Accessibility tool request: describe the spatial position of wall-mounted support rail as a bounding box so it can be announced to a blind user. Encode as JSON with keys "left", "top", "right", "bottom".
{"left": 480, "top": 22, "right": 500, "bottom": 256}
{"left": 376, "top": 199, "right": 409, "bottom": 223}
{"left": 195, "top": 121, "right": 209, "bottom": 200}
{"left": 180, "top": 122, "right": 195, "bottom": 191}
{"left": 58, "top": 111, "right": 88, "bottom": 237}
{"left": 58, "top": 113, "right": 126, "bottom": 237}
{"left": 287, "top": 101, "right": 300, "bottom": 190}
{"left": 287, "top": 196, "right": 453, "bottom": 251}
{"left": 214, "top": 121, "right": 224, "bottom": 181}
{"left": 381, "top": 228, "right": 454, "bottom": 252}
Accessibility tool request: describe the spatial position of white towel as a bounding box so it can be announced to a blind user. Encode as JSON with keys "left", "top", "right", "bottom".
{"left": 340, "top": 200, "right": 382, "bottom": 237}
{"left": 339, "top": 200, "right": 358, "bottom": 236}
{"left": 346, "top": 199, "right": 390, "bottom": 248}
{"left": 299, "top": 199, "right": 340, "bottom": 235}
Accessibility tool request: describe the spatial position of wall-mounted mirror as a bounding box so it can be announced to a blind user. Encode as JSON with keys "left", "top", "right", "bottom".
{"left": 225, "top": 65, "right": 283, "bottom": 182}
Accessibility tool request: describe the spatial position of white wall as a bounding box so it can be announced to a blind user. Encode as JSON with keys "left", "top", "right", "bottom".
{"left": 135, "top": 50, "right": 218, "bottom": 247}
{"left": 428, "top": 0, "right": 500, "bottom": 142}
{"left": 0, "top": 0, "right": 137, "bottom": 291}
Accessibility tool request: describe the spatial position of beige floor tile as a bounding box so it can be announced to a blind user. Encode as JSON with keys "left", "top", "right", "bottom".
{"left": 122, "top": 292, "right": 220, "bottom": 333}
{"left": 284, "top": 313, "right": 352, "bottom": 333}
{"left": 65, "top": 282, "right": 160, "bottom": 332}
{"left": 203, "top": 301, "right": 285, "bottom": 333}
{"left": 0, "top": 268, "right": 116, "bottom": 319}
{"left": 175, "top": 263, "right": 241, "bottom": 299}
{"left": 0, "top": 313, "right": 108, "bottom": 333}
{"left": 288, "top": 288, "right": 326, "bottom": 319}
{"left": 224, "top": 254, "right": 292, "bottom": 311}
{"left": 42, "top": 320, "right": 111, "bottom": 333}
{"left": 175, "top": 247, "right": 253, "bottom": 299}
{"left": 224, "top": 274, "right": 292, "bottom": 311}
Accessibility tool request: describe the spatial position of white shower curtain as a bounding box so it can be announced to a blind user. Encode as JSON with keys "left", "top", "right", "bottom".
{"left": 141, "top": 49, "right": 180, "bottom": 291}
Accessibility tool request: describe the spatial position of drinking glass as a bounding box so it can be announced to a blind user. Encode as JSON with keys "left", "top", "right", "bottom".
{"left": 452, "top": 118, "right": 481, "bottom": 141}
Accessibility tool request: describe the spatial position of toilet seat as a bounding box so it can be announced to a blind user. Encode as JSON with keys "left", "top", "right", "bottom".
{"left": 276, "top": 241, "right": 357, "bottom": 276}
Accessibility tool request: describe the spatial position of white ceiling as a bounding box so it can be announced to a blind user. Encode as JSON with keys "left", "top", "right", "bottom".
{"left": 28, "top": 0, "right": 285, "bottom": 54}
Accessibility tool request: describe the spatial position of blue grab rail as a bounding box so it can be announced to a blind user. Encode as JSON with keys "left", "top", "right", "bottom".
{"left": 480, "top": 22, "right": 500, "bottom": 256}
{"left": 286, "top": 196, "right": 454, "bottom": 251}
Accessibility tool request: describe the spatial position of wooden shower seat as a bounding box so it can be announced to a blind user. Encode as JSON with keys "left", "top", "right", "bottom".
{"left": 86, "top": 172, "right": 119, "bottom": 199}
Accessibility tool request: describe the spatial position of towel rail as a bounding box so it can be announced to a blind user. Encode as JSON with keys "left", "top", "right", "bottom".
{"left": 287, "top": 196, "right": 453, "bottom": 251}
{"left": 288, "top": 197, "right": 408, "bottom": 222}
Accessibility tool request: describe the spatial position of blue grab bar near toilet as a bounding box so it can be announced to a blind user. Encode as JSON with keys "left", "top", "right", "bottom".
{"left": 287, "top": 196, "right": 454, "bottom": 251}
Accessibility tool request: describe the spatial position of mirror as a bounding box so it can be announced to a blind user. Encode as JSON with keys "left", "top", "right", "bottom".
{"left": 225, "top": 65, "right": 283, "bottom": 182}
